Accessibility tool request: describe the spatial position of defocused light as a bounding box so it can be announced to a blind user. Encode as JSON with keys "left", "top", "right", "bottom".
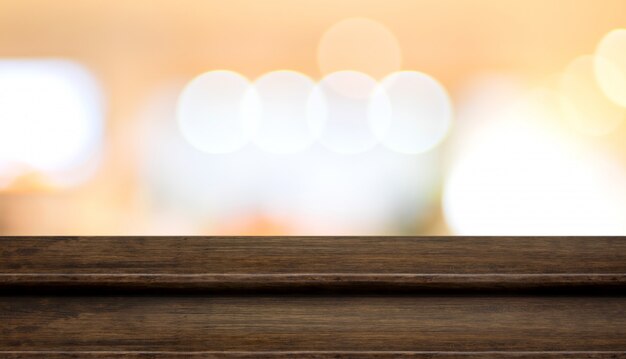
{"left": 140, "top": 82, "right": 439, "bottom": 236}
{"left": 0, "top": 59, "right": 103, "bottom": 188}
{"left": 444, "top": 91, "right": 626, "bottom": 235}
{"left": 283, "top": 147, "right": 441, "bottom": 235}
{"left": 595, "top": 29, "right": 626, "bottom": 108}
{"left": 139, "top": 83, "right": 263, "bottom": 226}
{"left": 252, "top": 70, "right": 324, "bottom": 154}
{"left": 315, "top": 71, "right": 390, "bottom": 154}
{"left": 375, "top": 71, "right": 452, "bottom": 154}
{"left": 453, "top": 73, "right": 526, "bottom": 151}
{"left": 317, "top": 18, "right": 402, "bottom": 79}
{"left": 559, "top": 56, "right": 624, "bottom": 136}
{"left": 177, "top": 70, "right": 257, "bottom": 154}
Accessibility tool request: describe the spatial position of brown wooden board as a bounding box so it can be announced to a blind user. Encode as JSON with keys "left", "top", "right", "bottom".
{"left": 1, "top": 236, "right": 625, "bottom": 358}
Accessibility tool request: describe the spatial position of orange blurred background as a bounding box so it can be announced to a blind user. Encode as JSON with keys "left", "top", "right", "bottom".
{"left": 0, "top": 0, "right": 625, "bottom": 235}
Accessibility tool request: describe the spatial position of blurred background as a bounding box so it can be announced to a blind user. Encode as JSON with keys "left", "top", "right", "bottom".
{"left": 1, "top": 0, "right": 625, "bottom": 236}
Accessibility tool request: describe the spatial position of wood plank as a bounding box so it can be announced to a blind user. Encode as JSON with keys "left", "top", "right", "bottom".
{"left": 2, "top": 296, "right": 626, "bottom": 352}
{"left": 3, "top": 237, "right": 626, "bottom": 356}
{"left": 1, "top": 352, "right": 626, "bottom": 358}
{"left": 2, "top": 237, "right": 626, "bottom": 290}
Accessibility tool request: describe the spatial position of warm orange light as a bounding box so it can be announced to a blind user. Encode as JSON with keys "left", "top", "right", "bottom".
{"left": 317, "top": 18, "right": 402, "bottom": 80}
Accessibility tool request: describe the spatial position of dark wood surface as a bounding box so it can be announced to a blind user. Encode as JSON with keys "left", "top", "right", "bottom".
{"left": 2, "top": 237, "right": 626, "bottom": 358}
{"left": 2, "top": 236, "right": 626, "bottom": 291}
{"left": 3, "top": 296, "right": 626, "bottom": 352}
{"left": 2, "top": 354, "right": 626, "bottom": 359}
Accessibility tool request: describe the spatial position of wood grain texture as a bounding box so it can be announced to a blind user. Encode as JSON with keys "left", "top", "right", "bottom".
{"left": 2, "top": 352, "right": 626, "bottom": 358}
{"left": 3, "top": 236, "right": 626, "bottom": 357}
{"left": 2, "top": 236, "right": 626, "bottom": 291}
{"left": 0, "top": 351, "right": 626, "bottom": 359}
{"left": 2, "top": 296, "right": 626, "bottom": 352}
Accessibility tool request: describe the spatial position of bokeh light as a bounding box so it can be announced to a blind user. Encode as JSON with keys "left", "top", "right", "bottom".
{"left": 317, "top": 18, "right": 402, "bottom": 79}
{"left": 177, "top": 70, "right": 257, "bottom": 154}
{"left": 444, "top": 90, "right": 626, "bottom": 235}
{"left": 0, "top": 59, "right": 103, "bottom": 189}
{"left": 251, "top": 71, "right": 325, "bottom": 154}
{"left": 315, "top": 71, "right": 390, "bottom": 154}
{"left": 595, "top": 29, "right": 626, "bottom": 108}
{"left": 140, "top": 84, "right": 440, "bottom": 235}
{"left": 140, "top": 83, "right": 272, "bottom": 232}
{"left": 559, "top": 56, "right": 624, "bottom": 136}
{"left": 3, "top": 2, "right": 626, "bottom": 236}
{"left": 375, "top": 71, "right": 453, "bottom": 154}
{"left": 283, "top": 147, "right": 441, "bottom": 235}
{"left": 452, "top": 73, "right": 526, "bottom": 151}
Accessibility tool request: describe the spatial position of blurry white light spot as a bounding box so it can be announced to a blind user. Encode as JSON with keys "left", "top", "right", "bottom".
{"left": 559, "top": 56, "right": 624, "bottom": 136}
{"left": 0, "top": 59, "right": 103, "bottom": 180}
{"left": 315, "top": 71, "right": 390, "bottom": 154}
{"left": 286, "top": 147, "right": 440, "bottom": 235}
{"left": 376, "top": 71, "right": 453, "bottom": 154}
{"left": 317, "top": 18, "right": 402, "bottom": 79}
{"left": 444, "top": 94, "right": 626, "bottom": 235}
{"left": 177, "top": 70, "right": 257, "bottom": 154}
{"left": 252, "top": 71, "right": 324, "bottom": 154}
{"left": 595, "top": 29, "right": 626, "bottom": 107}
{"left": 139, "top": 84, "right": 441, "bottom": 235}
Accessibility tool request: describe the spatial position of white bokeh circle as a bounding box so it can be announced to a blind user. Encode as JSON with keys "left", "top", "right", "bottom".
{"left": 177, "top": 70, "right": 257, "bottom": 154}
{"left": 375, "top": 71, "right": 452, "bottom": 154}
